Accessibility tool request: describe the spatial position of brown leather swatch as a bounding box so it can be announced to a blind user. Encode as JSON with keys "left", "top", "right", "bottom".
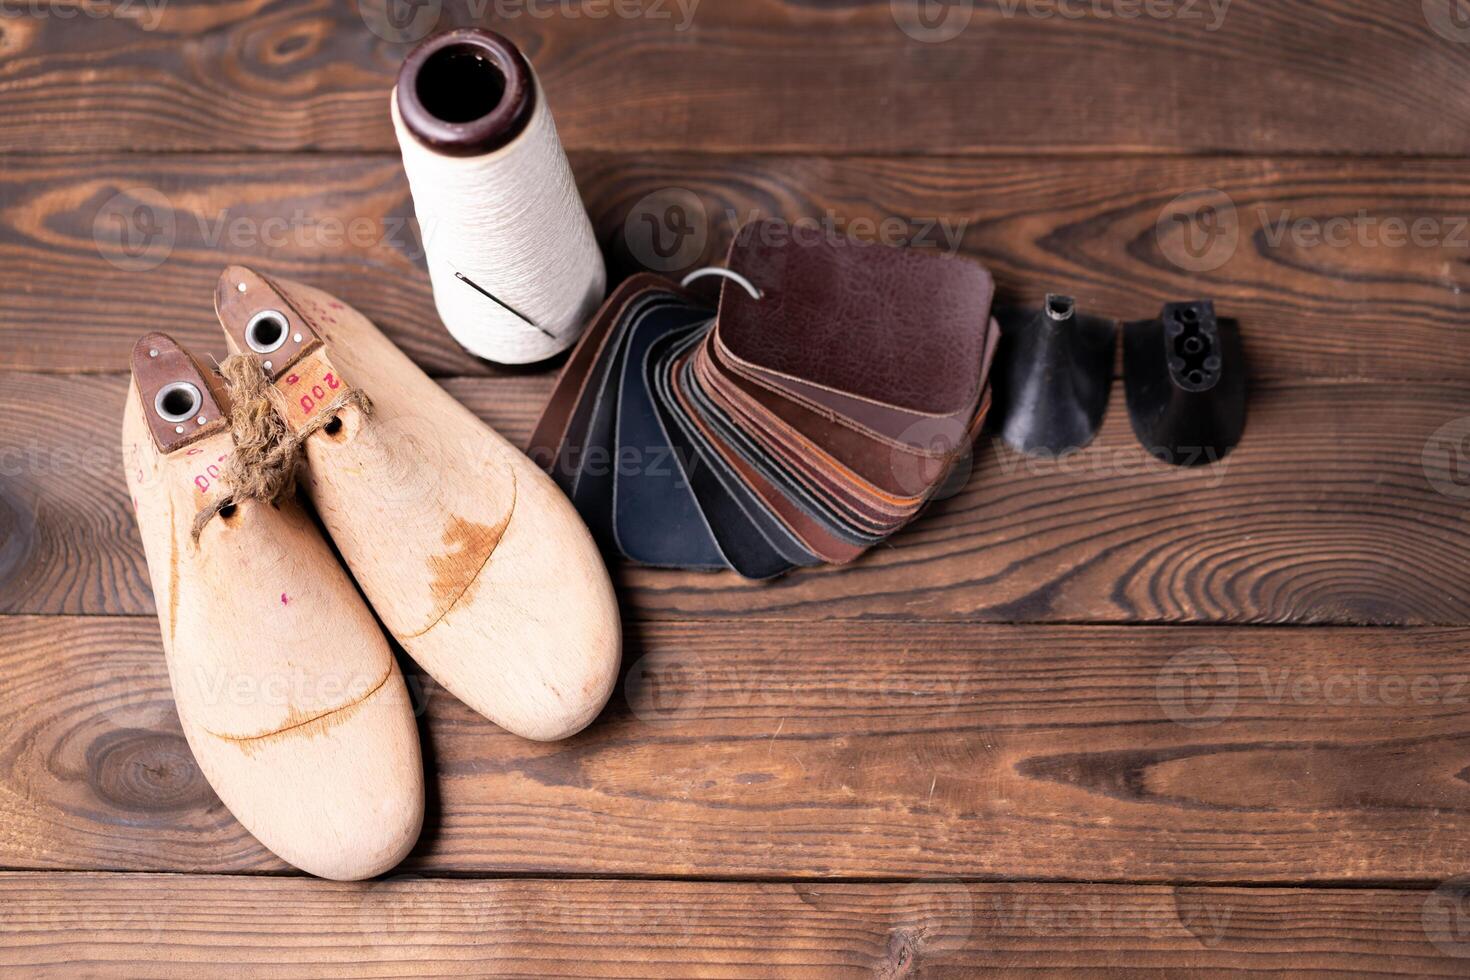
{"left": 714, "top": 218, "right": 994, "bottom": 424}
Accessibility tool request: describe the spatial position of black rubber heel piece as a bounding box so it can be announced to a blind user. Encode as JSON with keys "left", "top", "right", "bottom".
{"left": 1123, "top": 300, "right": 1247, "bottom": 467}
{"left": 993, "top": 294, "right": 1116, "bottom": 455}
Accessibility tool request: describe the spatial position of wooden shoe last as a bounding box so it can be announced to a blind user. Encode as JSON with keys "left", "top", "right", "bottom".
{"left": 214, "top": 268, "right": 621, "bottom": 741}
{"left": 122, "top": 333, "right": 424, "bottom": 880}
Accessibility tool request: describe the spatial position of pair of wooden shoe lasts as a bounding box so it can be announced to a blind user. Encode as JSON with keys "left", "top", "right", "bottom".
{"left": 121, "top": 266, "right": 621, "bottom": 880}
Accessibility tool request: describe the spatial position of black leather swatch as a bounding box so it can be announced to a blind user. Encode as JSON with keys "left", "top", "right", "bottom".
{"left": 611, "top": 307, "right": 728, "bottom": 569}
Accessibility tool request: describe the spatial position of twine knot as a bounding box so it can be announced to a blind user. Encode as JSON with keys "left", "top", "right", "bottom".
{"left": 191, "top": 354, "right": 372, "bottom": 542}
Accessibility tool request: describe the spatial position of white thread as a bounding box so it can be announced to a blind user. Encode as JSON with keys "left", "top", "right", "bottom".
{"left": 681, "top": 266, "right": 763, "bottom": 301}
{"left": 392, "top": 77, "right": 606, "bottom": 364}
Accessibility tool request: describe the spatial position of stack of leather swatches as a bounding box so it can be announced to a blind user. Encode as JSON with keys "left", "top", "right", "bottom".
{"left": 527, "top": 220, "right": 999, "bottom": 580}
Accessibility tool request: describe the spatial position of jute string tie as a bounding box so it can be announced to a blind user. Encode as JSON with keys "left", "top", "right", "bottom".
{"left": 191, "top": 354, "right": 372, "bottom": 542}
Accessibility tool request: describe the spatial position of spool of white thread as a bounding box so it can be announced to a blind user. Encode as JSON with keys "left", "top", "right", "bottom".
{"left": 392, "top": 29, "right": 606, "bottom": 364}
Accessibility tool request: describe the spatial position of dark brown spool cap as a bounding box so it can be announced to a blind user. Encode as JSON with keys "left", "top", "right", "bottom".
{"left": 395, "top": 28, "right": 536, "bottom": 156}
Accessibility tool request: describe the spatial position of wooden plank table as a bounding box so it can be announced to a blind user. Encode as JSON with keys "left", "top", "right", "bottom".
{"left": 2, "top": 1, "right": 1469, "bottom": 975}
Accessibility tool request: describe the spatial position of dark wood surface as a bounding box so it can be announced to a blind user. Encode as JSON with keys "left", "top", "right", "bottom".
{"left": 8, "top": 614, "right": 1470, "bottom": 881}
{"left": 6, "top": 153, "right": 1470, "bottom": 378}
{"left": 1, "top": 1, "right": 1467, "bottom": 976}
{"left": 4, "top": 0, "right": 1470, "bottom": 155}
{"left": 5, "top": 874, "right": 1467, "bottom": 978}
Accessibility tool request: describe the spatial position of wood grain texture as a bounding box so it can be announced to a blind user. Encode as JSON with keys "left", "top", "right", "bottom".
{"left": 3, "top": 0, "right": 1463, "bottom": 968}
{"left": 3, "top": 873, "right": 1467, "bottom": 977}
{"left": 4, "top": 370, "right": 1466, "bottom": 625}
{"left": 5, "top": 152, "right": 1470, "bottom": 378}
{"left": 8, "top": 614, "right": 1470, "bottom": 881}
{"left": 0, "top": 0, "right": 1467, "bottom": 155}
